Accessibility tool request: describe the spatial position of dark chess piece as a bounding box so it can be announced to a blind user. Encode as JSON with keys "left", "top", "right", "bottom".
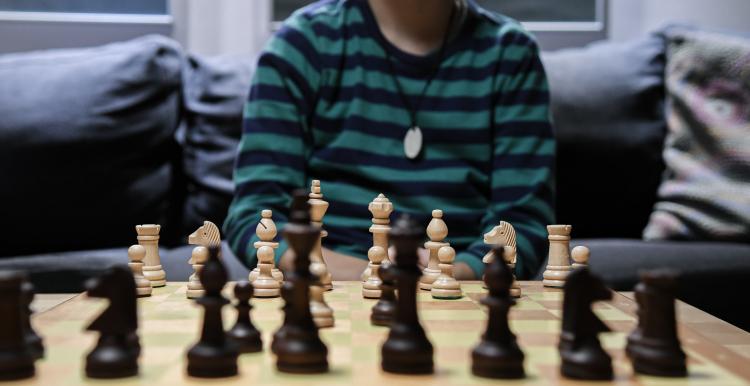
{"left": 381, "top": 214, "right": 434, "bottom": 374}
{"left": 186, "top": 245, "right": 239, "bottom": 378}
{"left": 559, "top": 267, "right": 613, "bottom": 380}
{"left": 471, "top": 246, "right": 525, "bottom": 379}
{"left": 626, "top": 269, "right": 687, "bottom": 377}
{"left": 227, "top": 281, "right": 263, "bottom": 353}
{"left": 0, "top": 271, "right": 36, "bottom": 381}
{"left": 272, "top": 190, "right": 328, "bottom": 373}
{"left": 371, "top": 261, "right": 397, "bottom": 327}
{"left": 21, "top": 280, "right": 44, "bottom": 360}
{"left": 84, "top": 266, "right": 140, "bottom": 379}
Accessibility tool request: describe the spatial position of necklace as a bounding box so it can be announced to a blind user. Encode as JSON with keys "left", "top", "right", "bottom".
{"left": 383, "top": 5, "right": 456, "bottom": 160}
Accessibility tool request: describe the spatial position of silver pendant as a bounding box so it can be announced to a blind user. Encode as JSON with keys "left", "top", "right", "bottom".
{"left": 404, "top": 125, "right": 423, "bottom": 160}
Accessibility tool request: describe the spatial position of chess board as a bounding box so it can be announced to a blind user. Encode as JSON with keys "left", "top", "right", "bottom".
{"left": 23, "top": 281, "right": 750, "bottom": 385}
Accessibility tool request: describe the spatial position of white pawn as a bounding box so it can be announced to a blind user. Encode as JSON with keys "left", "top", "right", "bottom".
{"left": 310, "top": 263, "right": 334, "bottom": 328}
{"left": 431, "top": 246, "right": 462, "bottom": 299}
{"left": 186, "top": 246, "right": 209, "bottom": 299}
{"left": 420, "top": 209, "right": 448, "bottom": 291}
{"left": 128, "top": 244, "right": 152, "bottom": 297}
{"left": 252, "top": 246, "right": 281, "bottom": 298}
{"left": 571, "top": 246, "right": 590, "bottom": 269}
{"left": 502, "top": 246, "right": 522, "bottom": 298}
{"left": 362, "top": 246, "right": 386, "bottom": 298}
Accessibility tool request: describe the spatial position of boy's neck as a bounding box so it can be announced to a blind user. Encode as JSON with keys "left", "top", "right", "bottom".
{"left": 368, "top": 0, "right": 455, "bottom": 56}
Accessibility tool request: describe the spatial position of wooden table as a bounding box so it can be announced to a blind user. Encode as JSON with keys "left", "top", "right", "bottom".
{"left": 20, "top": 281, "right": 750, "bottom": 385}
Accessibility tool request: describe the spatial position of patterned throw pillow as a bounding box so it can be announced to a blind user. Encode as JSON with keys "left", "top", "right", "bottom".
{"left": 643, "top": 30, "right": 750, "bottom": 241}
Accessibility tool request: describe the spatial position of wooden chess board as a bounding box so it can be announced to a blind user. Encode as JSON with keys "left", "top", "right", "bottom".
{"left": 20, "top": 281, "right": 750, "bottom": 385}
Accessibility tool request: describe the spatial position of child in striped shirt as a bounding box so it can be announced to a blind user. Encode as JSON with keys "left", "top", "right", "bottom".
{"left": 224, "top": 0, "right": 555, "bottom": 280}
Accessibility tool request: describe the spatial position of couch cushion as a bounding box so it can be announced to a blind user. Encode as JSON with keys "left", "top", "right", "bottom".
{"left": 643, "top": 28, "right": 750, "bottom": 242}
{"left": 0, "top": 243, "right": 250, "bottom": 293}
{"left": 576, "top": 239, "right": 750, "bottom": 331}
{"left": 179, "top": 54, "right": 255, "bottom": 236}
{"left": 542, "top": 34, "right": 667, "bottom": 238}
{"left": 0, "top": 35, "right": 183, "bottom": 256}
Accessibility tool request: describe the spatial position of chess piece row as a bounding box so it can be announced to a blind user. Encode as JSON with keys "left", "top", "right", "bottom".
{"left": 361, "top": 196, "right": 462, "bottom": 300}
{"left": 558, "top": 267, "right": 687, "bottom": 380}
{"left": 125, "top": 221, "right": 222, "bottom": 299}
{"left": 80, "top": 247, "right": 264, "bottom": 379}
{"left": 127, "top": 224, "right": 165, "bottom": 298}
{"left": 367, "top": 240, "right": 687, "bottom": 380}
{"left": 186, "top": 245, "right": 263, "bottom": 377}
{"left": 543, "top": 224, "right": 590, "bottom": 287}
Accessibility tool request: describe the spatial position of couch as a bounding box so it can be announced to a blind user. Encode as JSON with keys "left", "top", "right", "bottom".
{"left": 1, "top": 33, "right": 748, "bottom": 330}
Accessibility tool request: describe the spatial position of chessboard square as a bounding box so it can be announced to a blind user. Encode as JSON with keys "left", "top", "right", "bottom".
{"left": 510, "top": 309, "right": 559, "bottom": 320}
{"left": 430, "top": 331, "right": 478, "bottom": 347}
{"left": 351, "top": 331, "right": 386, "bottom": 346}
{"left": 517, "top": 332, "right": 558, "bottom": 347}
{"left": 510, "top": 319, "right": 559, "bottom": 333}
{"left": 321, "top": 329, "right": 353, "bottom": 346}
{"left": 424, "top": 319, "right": 485, "bottom": 332}
{"left": 331, "top": 307, "right": 351, "bottom": 319}
{"left": 142, "top": 331, "right": 193, "bottom": 348}
{"left": 419, "top": 301, "right": 479, "bottom": 311}
{"left": 351, "top": 344, "right": 378, "bottom": 362}
{"left": 512, "top": 299, "right": 548, "bottom": 311}
{"left": 593, "top": 305, "right": 633, "bottom": 321}
{"left": 420, "top": 310, "right": 487, "bottom": 320}
{"left": 142, "top": 318, "right": 196, "bottom": 334}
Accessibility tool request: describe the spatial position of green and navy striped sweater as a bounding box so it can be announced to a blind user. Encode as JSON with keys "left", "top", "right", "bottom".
{"left": 224, "top": 0, "right": 555, "bottom": 279}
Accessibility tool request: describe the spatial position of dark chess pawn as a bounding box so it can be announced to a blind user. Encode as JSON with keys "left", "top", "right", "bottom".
{"left": 381, "top": 214, "right": 433, "bottom": 374}
{"left": 84, "top": 266, "right": 140, "bottom": 379}
{"left": 186, "top": 245, "right": 239, "bottom": 378}
{"left": 559, "top": 267, "right": 613, "bottom": 380}
{"left": 22, "top": 279, "right": 44, "bottom": 360}
{"left": 272, "top": 190, "right": 328, "bottom": 373}
{"left": 626, "top": 270, "right": 687, "bottom": 377}
{"left": 371, "top": 261, "right": 396, "bottom": 327}
{"left": 0, "top": 271, "right": 36, "bottom": 381}
{"left": 471, "top": 246, "right": 525, "bottom": 379}
{"left": 227, "top": 281, "right": 262, "bottom": 353}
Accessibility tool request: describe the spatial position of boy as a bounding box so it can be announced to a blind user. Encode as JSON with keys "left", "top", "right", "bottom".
{"left": 224, "top": 0, "right": 554, "bottom": 280}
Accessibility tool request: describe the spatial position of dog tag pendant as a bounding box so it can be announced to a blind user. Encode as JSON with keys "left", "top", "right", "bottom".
{"left": 404, "top": 126, "right": 423, "bottom": 160}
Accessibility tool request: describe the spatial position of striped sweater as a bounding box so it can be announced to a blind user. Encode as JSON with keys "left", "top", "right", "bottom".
{"left": 224, "top": 0, "right": 555, "bottom": 279}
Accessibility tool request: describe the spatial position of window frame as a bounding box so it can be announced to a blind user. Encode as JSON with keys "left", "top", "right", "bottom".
{"left": 0, "top": 9, "right": 172, "bottom": 54}
{"left": 270, "top": 0, "right": 608, "bottom": 50}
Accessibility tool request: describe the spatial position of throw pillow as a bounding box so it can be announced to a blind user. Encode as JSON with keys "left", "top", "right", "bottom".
{"left": 643, "top": 29, "right": 750, "bottom": 241}
{"left": 0, "top": 35, "right": 183, "bottom": 256}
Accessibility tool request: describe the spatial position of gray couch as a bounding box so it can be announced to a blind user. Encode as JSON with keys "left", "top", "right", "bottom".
{"left": 1, "top": 33, "right": 748, "bottom": 330}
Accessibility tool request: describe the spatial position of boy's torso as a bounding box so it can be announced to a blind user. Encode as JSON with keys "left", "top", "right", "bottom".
{"left": 278, "top": 1, "right": 522, "bottom": 257}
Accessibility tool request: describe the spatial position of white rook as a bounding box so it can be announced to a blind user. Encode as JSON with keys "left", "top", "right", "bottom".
{"left": 136, "top": 224, "right": 166, "bottom": 287}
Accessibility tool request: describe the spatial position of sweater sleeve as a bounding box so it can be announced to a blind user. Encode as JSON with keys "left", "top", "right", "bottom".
{"left": 454, "top": 30, "right": 555, "bottom": 279}
{"left": 223, "top": 21, "right": 321, "bottom": 268}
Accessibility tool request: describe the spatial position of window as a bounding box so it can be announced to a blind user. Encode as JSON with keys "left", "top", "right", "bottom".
{"left": 0, "top": 0, "right": 167, "bottom": 15}
{"left": 272, "top": 0, "right": 607, "bottom": 49}
{"left": 0, "top": 0, "right": 171, "bottom": 54}
{"left": 475, "top": 0, "right": 598, "bottom": 22}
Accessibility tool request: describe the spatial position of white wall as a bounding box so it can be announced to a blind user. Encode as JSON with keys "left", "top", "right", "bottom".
{"left": 171, "top": 0, "right": 271, "bottom": 57}
{"left": 609, "top": 0, "right": 750, "bottom": 42}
